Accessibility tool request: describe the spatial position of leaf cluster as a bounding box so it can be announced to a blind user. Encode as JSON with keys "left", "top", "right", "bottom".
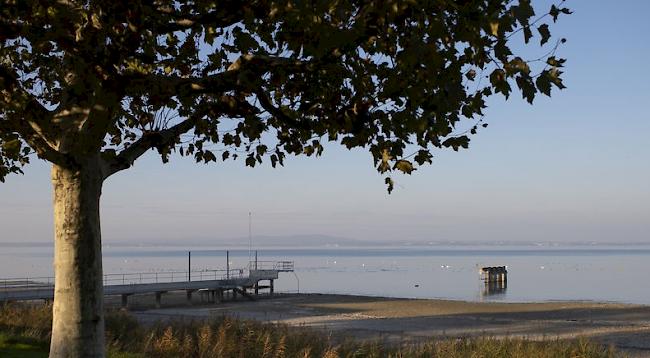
{"left": 0, "top": 0, "right": 570, "bottom": 189}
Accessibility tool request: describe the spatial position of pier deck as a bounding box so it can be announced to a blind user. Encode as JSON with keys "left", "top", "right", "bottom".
{"left": 0, "top": 261, "right": 294, "bottom": 305}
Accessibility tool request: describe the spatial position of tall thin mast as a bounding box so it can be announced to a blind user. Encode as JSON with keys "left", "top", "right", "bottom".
{"left": 248, "top": 211, "right": 252, "bottom": 269}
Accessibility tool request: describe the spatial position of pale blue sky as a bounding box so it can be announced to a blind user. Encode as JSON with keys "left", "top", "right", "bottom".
{"left": 1, "top": 1, "right": 648, "bottom": 245}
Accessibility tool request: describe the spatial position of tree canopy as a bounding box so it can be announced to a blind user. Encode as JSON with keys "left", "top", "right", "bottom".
{"left": 1, "top": 0, "right": 569, "bottom": 190}
{"left": 1, "top": 2, "right": 572, "bottom": 356}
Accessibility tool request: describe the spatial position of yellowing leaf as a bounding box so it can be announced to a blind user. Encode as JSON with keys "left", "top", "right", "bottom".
{"left": 490, "top": 22, "right": 499, "bottom": 36}
{"left": 394, "top": 160, "right": 415, "bottom": 174}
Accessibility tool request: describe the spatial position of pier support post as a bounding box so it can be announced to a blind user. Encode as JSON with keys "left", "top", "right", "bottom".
{"left": 155, "top": 292, "right": 162, "bottom": 308}
{"left": 269, "top": 279, "right": 274, "bottom": 296}
{"left": 121, "top": 294, "right": 128, "bottom": 309}
{"left": 254, "top": 281, "right": 259, "bottom": 296}
{"left": 232, "top": 289, "right": 237, "bottom": 300}
{"left": 186, "top": 290, "right": 193, "bottom": 305}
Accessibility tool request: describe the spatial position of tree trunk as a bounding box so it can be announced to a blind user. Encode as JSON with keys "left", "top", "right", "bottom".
{"left": 49, "top": 157, "right": 105, "bottom": 358}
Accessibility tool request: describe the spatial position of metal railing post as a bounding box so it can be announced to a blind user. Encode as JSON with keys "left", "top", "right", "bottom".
{"left": 188, "top": 251, "right": 191, "bottom": 282}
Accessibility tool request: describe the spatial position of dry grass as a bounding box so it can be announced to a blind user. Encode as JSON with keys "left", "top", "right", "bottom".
{"left": 0, "top": 303, "right": 620, "bottom": 358}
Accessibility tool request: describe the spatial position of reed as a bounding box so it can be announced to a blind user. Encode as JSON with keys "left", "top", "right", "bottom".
{"left": 0, "top": 303, "right": 620, "bottom": 358}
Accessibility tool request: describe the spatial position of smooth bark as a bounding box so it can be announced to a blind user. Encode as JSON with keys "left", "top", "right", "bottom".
{"left": 49, "top": 157, "right": 105, "bottom": 358}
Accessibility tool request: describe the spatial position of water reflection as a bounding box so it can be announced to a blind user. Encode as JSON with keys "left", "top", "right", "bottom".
{"left": 482, "top": 280, "right": 507, "bottom": 297}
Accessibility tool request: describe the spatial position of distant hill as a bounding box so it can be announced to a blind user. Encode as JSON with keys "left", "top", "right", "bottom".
{"left": 100, "top": 234, "right": 378, "bottom": 248}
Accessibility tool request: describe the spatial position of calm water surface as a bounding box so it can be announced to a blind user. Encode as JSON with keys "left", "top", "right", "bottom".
{"left": 1, "top": 245, "right": 649, "bottom": 304}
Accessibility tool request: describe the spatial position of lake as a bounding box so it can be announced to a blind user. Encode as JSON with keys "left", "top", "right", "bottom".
{"left": 2, "top": 244, "right": 649, "bottom": 304}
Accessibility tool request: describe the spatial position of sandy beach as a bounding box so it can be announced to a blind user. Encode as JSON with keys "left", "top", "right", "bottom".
{"left": 126, "top": 293, "right": 650, "bottom": 356}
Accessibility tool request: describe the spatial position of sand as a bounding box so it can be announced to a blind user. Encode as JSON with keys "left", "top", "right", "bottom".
{"left": 129, "top": 293, "right": 650, "bottom": 356}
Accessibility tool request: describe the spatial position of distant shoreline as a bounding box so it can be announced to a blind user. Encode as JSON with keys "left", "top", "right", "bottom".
{"left": 5, "top": 241, "right": 650, "bottom": 248}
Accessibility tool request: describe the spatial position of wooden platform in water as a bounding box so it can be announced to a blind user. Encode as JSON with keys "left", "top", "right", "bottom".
{"left": 0, "top": 262, "right": 293, "bottom": 305}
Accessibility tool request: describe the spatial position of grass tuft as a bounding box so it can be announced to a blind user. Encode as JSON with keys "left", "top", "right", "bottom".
{"left": 0, "top": 302, "right": 621, "bottom": 357}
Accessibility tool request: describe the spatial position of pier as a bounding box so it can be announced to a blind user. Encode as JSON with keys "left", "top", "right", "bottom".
{"left": 480, "top": 266, "right": 507, "bottom": 296}
{"left": 480, "top": 266, "right": 507, "bottom": 283}
{"left": 0, "top": 260, "right": 294, "bottom": 308}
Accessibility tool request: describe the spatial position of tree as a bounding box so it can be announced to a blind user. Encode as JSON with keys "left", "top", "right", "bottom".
{"left": 0, "top": 0, "right": 570, "bottom": 356}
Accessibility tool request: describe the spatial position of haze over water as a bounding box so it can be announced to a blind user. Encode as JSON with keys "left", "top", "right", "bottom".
{"left": 3, "top": 243, "right": 650, "bottom": 304}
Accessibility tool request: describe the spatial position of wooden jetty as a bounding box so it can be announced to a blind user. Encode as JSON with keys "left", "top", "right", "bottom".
{"left": 480, "top": 266, "right": 507, "bottom": 296}
{"left": 480, "top": 266, "right": 507, "bottom": 283}
{"left": 0, "top": 261, "right": 294, "bottom": 308}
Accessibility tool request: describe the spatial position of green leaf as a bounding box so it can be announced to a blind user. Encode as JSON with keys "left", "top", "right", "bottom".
{"left": 442, "top": 136, "right": 470, "bottom": 151}
{"left": 233, "top": 27, "right": 259, "bottom": 52}
{"left": 515, "top": 75, "right": 536, "bottom": 104}
{"left": 513, "top": 0, "right": 535, "bottom": 25}
{"left": 505, "top": 57, "right": 530, "bottom": 76}
{"left": 523, "top": 25, "right": 533, "bottom": 44}
{"left": 490, "top": 69, "right": 511, "bottom": 98}
{"left": 203, "top": 150, "right": 216, "bottom": 163}
{"left": 546, "top": 56, "right": 566, "bottom": 67}
{"left": 385, "top": 177, "right": 394, "bottom": 194}
{"left": 535, "top": 72, "right": 552, "bottom": 96}
{"left": 538, "top": 24, "right": 551, "bottom": 46}
{"left": 414, "top": 150, "right": 433, "bottom": 165}
{"left": 550, "top": 5, "right": 560, "bottom": 22}
{"left": 245, "top": 154, "right": 256, "bottom": 167}
{"left": 548, "top": 68, "right": 566, "bottom": 89}
{"left": 1, "top": 139, "right": 21, "bottom": 156}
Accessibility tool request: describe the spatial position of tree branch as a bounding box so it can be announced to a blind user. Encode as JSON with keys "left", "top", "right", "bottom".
{"left": 122, "top": 55, "right": 311, "bottom": 98}
{"left": 0, "top": 18, "right": 23, "bottom": 41}
{"left": 152, "top": 1, "right": 268, "bottom": 33}
{"left": 0, "top": 66, "right": 73, "bottom": 166}
{"left": 105, "top": 118, "right": 196, "bottom": 177}
{"left": 0, "top": 117, "right": 74, "bottom": 166}
{"left": 256, "top": 89, "right": 307, "bottom": 130}
{"left": 105, "top": 97, "right": 257, "bottom": 177}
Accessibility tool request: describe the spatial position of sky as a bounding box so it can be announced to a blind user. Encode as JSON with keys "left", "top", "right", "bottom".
{"left": 0, "top": 1, "right": 648, "bottom": 246}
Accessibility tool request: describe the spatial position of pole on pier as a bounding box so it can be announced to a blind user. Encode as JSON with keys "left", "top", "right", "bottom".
{"left": 248, "top": 211, "right": 252, "bottom": 269}
{"left": 226, "top": 250, "right": 230, "bottom": 279}
{"left": 255, "top": 250, "right": 258, "bottom": 270}
{"left": 188, "top": 251, "right": 191, "bottom": 282}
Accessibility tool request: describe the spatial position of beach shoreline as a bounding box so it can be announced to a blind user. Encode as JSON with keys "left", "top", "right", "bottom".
{"left": 126, "top": 292, "right": 650, "bottom": 356}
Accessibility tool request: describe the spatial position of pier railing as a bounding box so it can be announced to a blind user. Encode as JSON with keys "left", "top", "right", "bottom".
{"left": 0, "top": 277, "right": 54, "bottom": 290}
{"left": 0, "top": 270, "right": 244, "bottom": 291}
{"left": 102, "top": 269, "right": 248, "bottom": 286}
{"left": 1, "top": 261, "right": 294, "bottom": 292}
{"left": 249, "top": 260, "right": 294, "bottom": 271}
